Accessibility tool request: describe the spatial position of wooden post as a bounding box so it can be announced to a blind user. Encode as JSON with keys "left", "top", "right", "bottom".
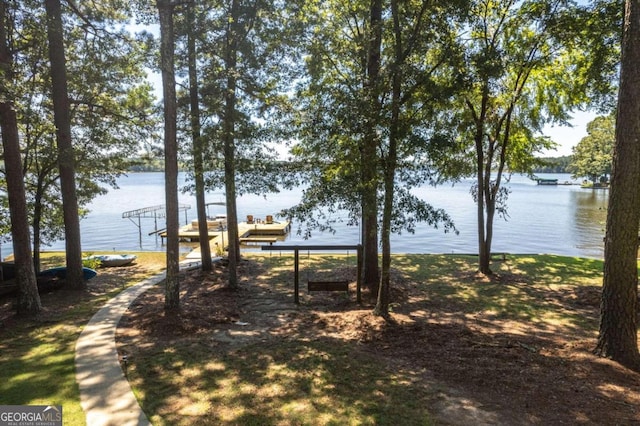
{"left": 261, "top": 244, "right": 361, "bottom": 305}
{"left": 357, "top": 244, "right": 362, "bottom": 304}
{"left": 294, "top": 248, "right": 299, "bottom": 304}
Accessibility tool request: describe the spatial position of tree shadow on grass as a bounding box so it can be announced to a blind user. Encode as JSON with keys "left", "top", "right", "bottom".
{"left": 117, "top": 254, "right": 640, "bottom": 425}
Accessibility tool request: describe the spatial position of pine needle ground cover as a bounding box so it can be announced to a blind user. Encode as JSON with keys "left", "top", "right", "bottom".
{"left": 118, "top": 254, "right": 640, "bottom": 425}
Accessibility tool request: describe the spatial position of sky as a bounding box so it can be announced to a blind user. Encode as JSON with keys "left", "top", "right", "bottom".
{"left": 146, "top": 62, "right": 598, "bottom": 160}
{"left": 138, "top": 25, "right": 599, "bottom": 161}
{"left": 540, "top": 110, "right": 598, "bottom": 157}
{"left": 146, "top": 67, "right": 598, "bottom": 160}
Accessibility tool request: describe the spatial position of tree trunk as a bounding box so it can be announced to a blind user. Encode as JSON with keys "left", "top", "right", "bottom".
{"left": 158, "top": 0, "right": 180, "bottom": 311}
{"left": 0, "top": 107, "right": 41, "bottom": 315}
{"left": 361, "top": 170, "right": 379, "bottom": 292}
{"left": 375, "top": 0, "right": 405, "bottom": 316}
{"left": 188, "top": 4, "right": 212, "bottom": 272}
{"left": 376, "top": 187, "right": 392, "bottom": 315}
{"left": 224, "top": 0, "right": 240, "bottom": 289}
{"left": 376, "top": 117, "right": 394, "bottom": 315}
{"left": 482, "top": 190, "right": 496, "bottom": 273}
{"left": 471, "top": 85, "right": 492, "bottom": 275}
{"left": 361, "top": 0, "right": 383, "bottom": 293}
{"left": 32, "top": 188, "right": 43, "bottom": 274}
{"left": 45, "top": 0, "right": 84, "bottom": 289}
{"left": 0, "top": 0, "right": 41, "bottom": 315}
{"left": 476, "top": 142, "right": 490, "bottom": 275}
{"left": 32, "top": 164, "right": 55, "bottom": 274}
{"left": 594, "top": 0, "right": 640, "bottom": 371}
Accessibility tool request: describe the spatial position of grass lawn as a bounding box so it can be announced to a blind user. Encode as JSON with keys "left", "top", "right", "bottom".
{"left": 117, "top": 253, "right": 639, "bottom": 425}
{"left": 0, "top": 251, "right": 166, "bottom": 426}
{"left": 2, "top": 253, "right": 637, "bottom": 425}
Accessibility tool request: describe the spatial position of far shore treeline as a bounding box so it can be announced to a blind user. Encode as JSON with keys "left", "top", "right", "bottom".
{"left": 128, "top": 155, "right": 574, "bottom": 175}
{"left": 532, "top": 156, "right": 572, "bottom": 174}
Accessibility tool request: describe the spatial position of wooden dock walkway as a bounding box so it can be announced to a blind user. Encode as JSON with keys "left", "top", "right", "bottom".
{"left": 160, "top": 219, "right": 290, "bottom": 240}
{"left": 174, "top": 219, "right": 291, "bottom": 260}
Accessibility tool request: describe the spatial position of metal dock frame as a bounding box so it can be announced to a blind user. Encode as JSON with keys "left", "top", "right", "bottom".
{"left": 122, "top": 203, "right": 191, "bottom": 246}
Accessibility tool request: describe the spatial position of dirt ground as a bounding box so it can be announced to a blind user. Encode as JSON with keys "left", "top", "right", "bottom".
{"left": 116, "top": 258, "right": 640, "bottom": 425}
{"left": 0, "top": 262, "right": 156, "bottom": 327}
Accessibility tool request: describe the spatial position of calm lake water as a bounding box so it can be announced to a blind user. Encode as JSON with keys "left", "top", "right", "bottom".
{"left": 1, "top": 172, "right": 609, "bottom": 260}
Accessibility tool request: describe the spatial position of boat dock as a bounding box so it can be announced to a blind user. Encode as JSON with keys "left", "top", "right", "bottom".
{"left": 122, "top": 204, "right": 191, "bottom": 245}
{"left": 123, "top": 203, "right": 291, "bottom": 261}
{"left": 160, "top": 218, "right": 290, "bottom": 242}
{"left": 161, "top": 218, "right": 291, "bottom": 260}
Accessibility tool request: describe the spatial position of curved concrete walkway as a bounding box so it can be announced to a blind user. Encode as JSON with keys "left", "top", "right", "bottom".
{"left": 75, "top": 272, "right": 166, "bottom": 426}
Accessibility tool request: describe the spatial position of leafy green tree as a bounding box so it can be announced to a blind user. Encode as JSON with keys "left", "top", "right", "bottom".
{"left": 0, "top": 0, "right": 41, "bottom": 315}
{"left": 533, "top": 156, "right": 572, "bottom": 173}
{"left": 594, "top": 0, "right": 640, "bottom": 372}
{"left": 9, "top": 1, "right": 156, "bottom": 271}
{"left": 288, "top": 0, "right": 462, "bottom": 313}
{"left": 453, "top": 0, "right": 605, "bottom": 275}
{"left": 281, "top": 0, "right": 383, "bottom": 293}
{"left": 569, "top": 115, "right": 614, "bottom": 184}
{"left": 175, "top": 0, "right": 303, "bottom": 288}
{"left": 375, "top": 0, "right": 465, "bottom": 314}
{"left": 284, "top": 0, "right": 380, "bottom": 291}
{"left": 157, "top": 0, "right": 180, "bottom": 311}
{"left": 45, "top": 0, "right": 84, "bottom": 288}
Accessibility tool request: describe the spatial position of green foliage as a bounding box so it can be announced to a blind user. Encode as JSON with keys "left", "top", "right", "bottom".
{"left": 286, "top": 0, "right": 468, "bottom": 238}
{"left": 81, "top": 253, "right": 102, "bottom": 270}
{"left": 0, "top": 192, "right": 10, "bottom": 240}
{"left": 446, "top": 0, "right": 618, "bottom": 272}
{"left": 172, "top": 0, "right": 303, "bottom": 199}
{"left": 1, "top": 0, "right": 621, "bottom": 269}
{"left": 456, "top": 0, "right": 584, "bottom": 169}
{"left": 533, "top": 156, "right": 572, "bottom": 173}
{"left": 568, "top": 115, "right": 614, "bottom": 183}
{"left": 1, "top": 1, "right": 158, "bottom": 252}
{"left": 564, "top": 0, "right": 622, "bottom": 112}
{"left": 128, "top": 156, "right": 165, "bottom": 172}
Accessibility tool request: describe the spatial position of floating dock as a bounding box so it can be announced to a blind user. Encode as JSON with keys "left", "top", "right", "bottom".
{"left": 122, "top": 203, "right": 290, "bottom": 260}
{"left": 160, "top": 218, "right": 290, "bottom": 242}
{"left": 162, "top": 217, "right": 291, "bottom": 260}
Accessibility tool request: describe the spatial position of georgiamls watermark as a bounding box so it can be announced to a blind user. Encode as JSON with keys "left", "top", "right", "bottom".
{"left": 0, "top": 405, "right": 62, "bottom": 426}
